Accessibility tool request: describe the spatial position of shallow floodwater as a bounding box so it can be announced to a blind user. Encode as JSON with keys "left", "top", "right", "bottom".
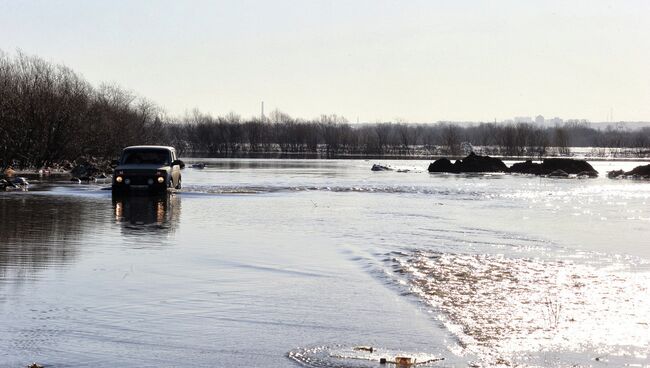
{"left": 1, "top": 159, "right": 649, "bottom": 368}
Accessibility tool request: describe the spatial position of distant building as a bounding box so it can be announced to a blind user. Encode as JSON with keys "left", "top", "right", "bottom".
{"left": 548, "top": 117, "right": 563, "bottom": 126}
{"left": 535, "top": 115, "right": 544, "bottom": 125}
{"left": 514, "top": 116, "right": 533, "bottom": 124}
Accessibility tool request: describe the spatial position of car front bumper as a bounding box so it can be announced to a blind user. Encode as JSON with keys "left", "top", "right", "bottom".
{"left": 112, "top": 173, "right": 169, "bottom": 193}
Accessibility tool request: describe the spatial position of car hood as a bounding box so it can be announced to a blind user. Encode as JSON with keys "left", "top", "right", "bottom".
{"left": 115, "top": 164, "right": 171, "bottom": 172}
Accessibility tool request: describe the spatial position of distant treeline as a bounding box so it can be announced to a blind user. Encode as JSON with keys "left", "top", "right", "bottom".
{"left": 1, "top": 51, "right": 649, "bottom": 169}
{"left": 165, "top": 110, "right": 650, "bottom": 158}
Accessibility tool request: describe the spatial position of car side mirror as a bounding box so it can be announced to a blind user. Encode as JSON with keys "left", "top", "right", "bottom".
{"left": 172, "top": 159, "right": 185, "bottom": 169}
{"left": 110, "top": 159, "right": 119, "bottom": 168}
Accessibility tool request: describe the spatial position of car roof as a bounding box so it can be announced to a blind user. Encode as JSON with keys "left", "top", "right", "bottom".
{"left": 123, "top": 145, "right": 175, "bottom": 151}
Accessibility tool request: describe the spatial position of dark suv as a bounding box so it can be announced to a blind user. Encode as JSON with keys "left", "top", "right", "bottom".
{"left": 112, "top": 146, "right": 184, "bottom": 194}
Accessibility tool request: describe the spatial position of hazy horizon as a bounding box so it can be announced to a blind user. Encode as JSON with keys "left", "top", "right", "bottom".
{"left": 1, "top": 0, "right": 648, "bottom": 122}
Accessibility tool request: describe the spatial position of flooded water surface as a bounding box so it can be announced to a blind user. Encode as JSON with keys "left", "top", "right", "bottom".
{"left": 1, "top": 159, "right": 649, "bottom": 367}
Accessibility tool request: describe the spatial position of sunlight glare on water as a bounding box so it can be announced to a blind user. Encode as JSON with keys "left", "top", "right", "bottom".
{"left": 388, "top": 251, "right": 650, "bottom": 367}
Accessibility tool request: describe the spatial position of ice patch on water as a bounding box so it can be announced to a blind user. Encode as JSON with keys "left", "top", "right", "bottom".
{"left": 288, "top": 345, "right": 447, "bottom": 368}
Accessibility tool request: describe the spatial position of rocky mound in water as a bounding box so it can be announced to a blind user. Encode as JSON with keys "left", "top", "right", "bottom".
{"left": 428, "top": 154, "right": 598, "bottom": 177}
{"left": 371, "top": 164, "right": 393, "bottom": 171}
{"left": 608, "top": 164, "right": 650, "bottom": 179}
{"left": 509, "top": 158, "right": 598, "bottom": 177}
{"left": 428, "top": 152, "right": 508, "bottom": 173}
{"left": 69, "top": 156, "right": 113, "bottom": 180}
{"left": 0, "top": 177, "right": 29, "bottom": 191}
{"left": 627, "top": 164, "right": 650, "bottom": 177}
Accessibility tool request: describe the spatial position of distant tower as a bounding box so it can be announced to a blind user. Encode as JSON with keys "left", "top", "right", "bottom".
{"left": 261, "top": 101, "right": 264, "bottom": 121}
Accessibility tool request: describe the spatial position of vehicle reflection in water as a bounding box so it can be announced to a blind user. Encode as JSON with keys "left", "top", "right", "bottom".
{"left": 112, "top": 193, "right": 181, "bottom": 236}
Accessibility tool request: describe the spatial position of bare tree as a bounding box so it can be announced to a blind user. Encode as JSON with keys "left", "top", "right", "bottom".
{"left": 441, "top": 123, "right": 461, "bottom": 156}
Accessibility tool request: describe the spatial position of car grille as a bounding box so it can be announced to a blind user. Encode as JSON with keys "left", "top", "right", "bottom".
{"left": 120, "top": 171, "right": 162, "bottom": 185}
{"left": 127, "top": 176, "right": 151, "bottom": 185}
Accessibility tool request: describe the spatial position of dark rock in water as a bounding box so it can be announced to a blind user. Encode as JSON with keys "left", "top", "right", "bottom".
{"left": 608, "top": 164, "right": 650, "bottom": 179}
{"left": 625, "top": 164, "right": 650, "bottom": 178}
{"left": 607, "top": 169, "right": 625, "bottom": 178}
{"left": 509, "top": 160, "right": 543, "bottom": 175}
{"left": 543, "top": 158, "right": 596, "bottom": 175}
{"left": 509, "top": 158, "right": 597, "bottom": 176}
{"left": 428, "top": 153, "right": 507, "bottom": 173}
{"left": 548, "top": 169, "right": 569, "bottom": 178}
{"left": 70, "top": 164, "right": 98, "bottom": 178}
{"left": 427, "top": 158, "right": 455, "bottom": 173}
{"left": 1, "top": 177, "right": 26, "bottom": 191}
{"left": 9, "top": 177, "right": 29, "bottom": 186}
{"left": 191, "top": 163, "right": 206, "bottom": 169}
{"left": 371, "top": 164, "right": 393, "bottom": 171}
{"left": 457, "top": 152, "right": 508, "bottom": 172}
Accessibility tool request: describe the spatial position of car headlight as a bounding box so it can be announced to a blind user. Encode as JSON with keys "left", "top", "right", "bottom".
{"left": 116, "top": 176, "right": 123, "bottom": 183}
{"left": 157, "top": 176, "right": 165, "bottom": 184}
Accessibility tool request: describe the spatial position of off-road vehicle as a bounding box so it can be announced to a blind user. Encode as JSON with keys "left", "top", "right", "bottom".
{"left": 112, "top": 146, "right": 184, "bottom": 194}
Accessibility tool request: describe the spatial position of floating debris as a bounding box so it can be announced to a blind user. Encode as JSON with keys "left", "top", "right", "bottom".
{"left": 288, "top": 345, "right": 443, "bottom": 368}
{"left": 354, "top": 346, "right": 374, "bottom": 353}
{"left": 394, "top": 356, "right": 414, "bottom": 366}
{"left": 27, "top": 363, "right": 43, "bottom": 368}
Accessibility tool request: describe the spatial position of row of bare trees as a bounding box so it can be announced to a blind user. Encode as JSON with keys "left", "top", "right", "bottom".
{"left": 161, "top": 113, "right": 650, "bottom": 158}
{"left": 2, "top": 51, "right": 649, "bottom": 169}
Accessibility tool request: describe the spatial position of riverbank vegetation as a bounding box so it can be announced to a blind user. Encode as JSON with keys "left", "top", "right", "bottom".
{"left": 1, "top": 51, "right": 649, "bottom": 169}
{"left": 0, "top": 51, "right": 163, "bottom": 170}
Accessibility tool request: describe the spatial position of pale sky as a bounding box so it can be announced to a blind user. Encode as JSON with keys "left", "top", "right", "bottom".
{"left": 1, "top": 0, "right": 648, "bottom": 122}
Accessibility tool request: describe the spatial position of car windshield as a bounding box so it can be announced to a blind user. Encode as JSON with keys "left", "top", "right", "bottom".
{"left": 121, "top": 149, "right": 171, "bottom": 165}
